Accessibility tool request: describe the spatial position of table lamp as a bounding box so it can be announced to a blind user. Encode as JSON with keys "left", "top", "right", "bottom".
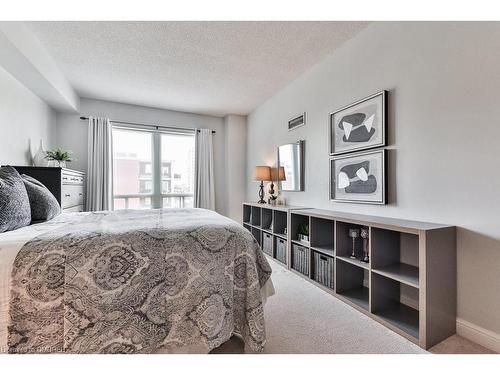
{"left": 269, "top": 166, "right": 286, "bottom": 196}
{"left": 254, "top": 166, "right": 271, "bottom": 203}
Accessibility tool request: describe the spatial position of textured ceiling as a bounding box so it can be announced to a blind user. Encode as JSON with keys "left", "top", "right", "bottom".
{"left": 28, "top": 21, "right": 368, "bottom": 117}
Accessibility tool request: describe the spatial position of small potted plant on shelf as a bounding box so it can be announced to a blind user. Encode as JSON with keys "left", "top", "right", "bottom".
{"left": 45, "top": 147, "right": 75, "bottom": 168}
{"left": 268, "top": 193, "right": 278, "bottom": 206}
{"left": 297, "top": 223, "right": 309, "bottom": 243}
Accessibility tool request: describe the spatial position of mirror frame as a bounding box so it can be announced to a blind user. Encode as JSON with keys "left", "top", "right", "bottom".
{"left": 277, "top": 140, "right": 304, "bottom": 192}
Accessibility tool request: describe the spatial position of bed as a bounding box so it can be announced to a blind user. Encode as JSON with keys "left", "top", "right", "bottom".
{"left": 0, "top": 208, "right": 274, "bottom": 354}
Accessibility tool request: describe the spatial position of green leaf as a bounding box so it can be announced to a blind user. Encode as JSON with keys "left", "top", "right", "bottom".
{"left": 45, "top": 147, "right": 75, "bottom": 162}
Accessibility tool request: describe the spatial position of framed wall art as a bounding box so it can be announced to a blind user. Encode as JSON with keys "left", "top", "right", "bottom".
{"left": 329, "top": 90, "right": 387, "bottom": 155}
{"left": 329, "top": 149, "right": 386, "bottom": 204}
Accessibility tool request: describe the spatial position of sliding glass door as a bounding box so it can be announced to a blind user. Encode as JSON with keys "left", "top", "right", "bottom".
{"left": 160, "top": 133, "right": 195, "bottom": 208}
{"left": 112, "top": 126, "right": 195, "bottom": 210}
{"left": 112, "top": 128, "right": 153, "bottom": 209}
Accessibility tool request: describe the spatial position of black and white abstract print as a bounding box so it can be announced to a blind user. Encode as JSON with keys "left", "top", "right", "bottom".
{"left": 337, "top": 160, "right": 377, "bottom": 194}
{"left": 330, "top": 150, "right": 386, "bottom": 204}
{"left": 330, "top": 91, "right": 387, "bottom": 155}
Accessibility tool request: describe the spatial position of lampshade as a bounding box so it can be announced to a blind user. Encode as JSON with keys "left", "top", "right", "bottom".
{"left": 254, "top": 166, "right": 271, "bottom": 181}
{"left": 271, "top": 166, "right": 286, "bottom": 181}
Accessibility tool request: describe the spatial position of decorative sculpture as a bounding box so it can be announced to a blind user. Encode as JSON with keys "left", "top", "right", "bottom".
{"left": 348, "top": 228, "right": 360, "bottom": 259}
{"left": 361, "top": 227, "right": 369, "bottom": 263}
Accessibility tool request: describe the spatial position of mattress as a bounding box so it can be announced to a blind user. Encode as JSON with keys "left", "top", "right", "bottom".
{"left": 0, "top": 209, "right": 274, "bottom": 353}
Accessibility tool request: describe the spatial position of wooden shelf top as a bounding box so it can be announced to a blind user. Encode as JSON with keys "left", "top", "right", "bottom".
{"left": 311, "top": 246, "right": 335, "bottom": 257}
{"left": 338, "top": 287, "right": 369, "bottom": 311}
{"left": 274, "top": 233, "right": 287, "bottom": 240}
{"left": 337, "top": 255, "right": 369, "bottom": 270}
{"left": 291, "top": 239, "right": 310, "bottom": 247}
{"left": 374, "top": 304, "right": 420, "bottom": 339}
{"left": 292, "top": 208, "right": 452, "bottom": 232}
{"left": 372, "top": 263, "right": 419, "bottom": 288}
{"left": 243, "top": 202, "right": 309, "bottom": 212}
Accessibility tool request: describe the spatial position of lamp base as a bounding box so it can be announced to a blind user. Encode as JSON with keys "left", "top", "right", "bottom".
{"left": 268, "top": 182, "right": 275, "bottom": 196}
{"left": 258, "top": 181, "right": 265, "bottom": 203}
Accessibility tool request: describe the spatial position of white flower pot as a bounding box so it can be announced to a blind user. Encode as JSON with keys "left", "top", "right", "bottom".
{"left": 298, "top": 234, "right": 309, "bottom": 243}
{"left": 48, "top": 160, "right": 67, "bottom": 168}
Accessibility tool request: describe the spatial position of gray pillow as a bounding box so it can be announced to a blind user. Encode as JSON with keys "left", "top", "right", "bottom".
{"left": 21, "top": 174, "right": 61, "bottom": 222}
{"left": 0, "top": 166, "right": 31, "bottom": 233}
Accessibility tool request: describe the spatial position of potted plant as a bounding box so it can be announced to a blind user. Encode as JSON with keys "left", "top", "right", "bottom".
{"left": 297, "top": 223, "right": 309, "bottom": 243}
{"left": 268, "top": 195, "right": 278, "bottom": 206}
{"left": 45, "top": 147, "right": 75, "bottom": 168}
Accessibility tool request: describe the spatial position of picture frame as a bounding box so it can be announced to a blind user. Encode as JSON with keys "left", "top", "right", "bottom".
{"left": 329, "top": 90, "right": 387, "bottom": 155}
{"left": 329, "top": 149, "right": 386, "bottom": 205}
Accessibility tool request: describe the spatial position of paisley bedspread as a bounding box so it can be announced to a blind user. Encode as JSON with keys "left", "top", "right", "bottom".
{"left": 6, "top": 208, "right": 272, "bottom": 353}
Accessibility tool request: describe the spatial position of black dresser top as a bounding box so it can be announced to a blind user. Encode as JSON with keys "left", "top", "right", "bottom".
{"left": 5, "top": 166, "right": 85, "bottom": 175}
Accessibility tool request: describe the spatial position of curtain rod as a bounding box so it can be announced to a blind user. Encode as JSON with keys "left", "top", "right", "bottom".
{"left": 79, "top": 116, "right": 215, "bottom": 134}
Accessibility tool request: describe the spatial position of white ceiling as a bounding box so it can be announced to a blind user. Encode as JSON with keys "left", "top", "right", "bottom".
{"left": 28, "top": 21, "right": 368, "bottom": 117}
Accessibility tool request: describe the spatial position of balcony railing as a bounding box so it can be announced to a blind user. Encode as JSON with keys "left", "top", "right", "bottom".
{"left": 162, "top": 193, "right": 194, "bottom": 208}
{"left": 113, "top": 193, "right": 194, "bottom": 209}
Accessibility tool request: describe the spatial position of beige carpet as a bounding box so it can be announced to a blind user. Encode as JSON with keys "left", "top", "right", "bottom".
{"left": 215, "top": 259, "right": 427, "bottom": 354}
{"left": 429, "top": 335, "right": 495, "bottom": 354}
{"left": 213, "top": 259, "right": 494, "bottom": 354}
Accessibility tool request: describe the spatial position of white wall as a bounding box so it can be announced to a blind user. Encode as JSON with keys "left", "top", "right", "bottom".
{"left": 56, "top": 98, "right": 229, "bottom": 216}
{"left": 246, "top": 22, "right": 500, "bottom": 337}
{"left": 224, "top": 114, "right": 247, "bottom": 223}
{"left": 0, "top": 22, "right": 79, "bottom": 113}
{"left": 0, "top": 65, "right": 56, "bottom": 165}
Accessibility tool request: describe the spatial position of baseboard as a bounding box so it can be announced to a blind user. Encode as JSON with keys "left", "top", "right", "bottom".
{"left": 456, "top": 318, "right": 500, "bottom": 353}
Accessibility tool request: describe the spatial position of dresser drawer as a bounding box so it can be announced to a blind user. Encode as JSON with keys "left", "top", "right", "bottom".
{"left": 62, "top": 185, "right": 85, "bottom": 209}
{"left": 62, "top": 172, "right": 84, "bottom": 185}
{"left": 63, "top": 205, "right": 84, "bottom": 213}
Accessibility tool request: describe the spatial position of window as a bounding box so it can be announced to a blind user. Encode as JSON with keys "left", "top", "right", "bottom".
{"left": 112, "top": 126, "right": 195, "bottom": 210}
{"left": 162, "top": 180, "right": 171, "bottom": 193}
{"left": 140, "top": 180, "right": 152, "bottom": 193}
{"left": 161, "top": 163, "right": 171, "bottom": 177}
{"left": 141, "top": 162, "right": 152, "bottom": 175}
{"left": 161, "top": 133, "right": 195, "bottom": 208}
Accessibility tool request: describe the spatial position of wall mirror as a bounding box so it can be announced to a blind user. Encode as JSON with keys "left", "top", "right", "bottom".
{"left": 277, "top": 140, "right": 304, "bottom": 191}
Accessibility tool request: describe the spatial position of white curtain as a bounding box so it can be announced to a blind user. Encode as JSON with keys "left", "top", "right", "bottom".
{"left": 194, "top": 129, "right": 215, "bottom": 210}
{"left": 86, "top": 117, "right": 113, "bottom": 211}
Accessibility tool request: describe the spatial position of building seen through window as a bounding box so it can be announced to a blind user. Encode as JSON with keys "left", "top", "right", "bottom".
{"left": 112, "top": 127, "right": 195, "bottom": 209}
